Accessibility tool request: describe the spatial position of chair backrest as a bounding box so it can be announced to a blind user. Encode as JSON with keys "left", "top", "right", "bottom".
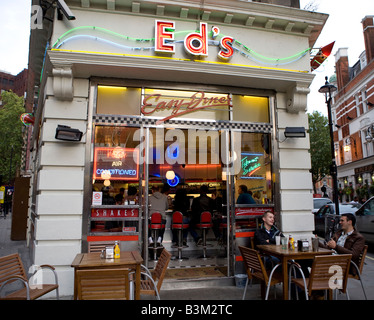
{"left": 172, "top": 211, "right": 183, "bottom": 224}
{"left": 200, "top": 211, "right": 212, "bottom": 223}
{"left": 0, "top": 253, "right": 28, "bottom": 286}
{"left": 152, "top": 248, "right": 172, "bottom": 292}
{"left": 76, "top": 268, "right": 130, "bottom": 300}
{"left": 151, "top": 212, "right": 162, "bottom": 224}
{"left": 88, "top": 241, "right": 116, "bottom": 253}
{"left": 238, "top": 246, "right": 269, "bottom": 284}
{"left": 308, "top": 254, "right": 352, "bottom": 294}
{"left": 357, "top": 245, "right": 368, "bottom": 274}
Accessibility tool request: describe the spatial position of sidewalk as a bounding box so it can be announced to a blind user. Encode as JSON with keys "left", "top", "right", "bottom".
{"left": 1, "top": 212, "right": 374, "bottom": 300}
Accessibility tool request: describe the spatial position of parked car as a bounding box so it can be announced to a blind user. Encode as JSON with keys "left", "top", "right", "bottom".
{"left": 313, "top": 202, "right": 361, "bottom": 238}
{"left": 312, "top": 197, "right": 333, "bottom": 213}
{"left": 355, "top": 197, "right": 374, "bottom": 244}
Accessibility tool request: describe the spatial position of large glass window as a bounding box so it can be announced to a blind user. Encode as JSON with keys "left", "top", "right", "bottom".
{"left": 232, "top": 132, "right": 273, "bottom": 204}
{"left": 91, "top": 126, "right": 141, "bottom": 234}
{"left": 96, "top": 86, "right": 141, "bottom": 115}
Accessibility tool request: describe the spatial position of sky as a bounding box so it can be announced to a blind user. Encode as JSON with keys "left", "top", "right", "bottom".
{"left": 0, "top": 0, "right": 373, "bottom": 116}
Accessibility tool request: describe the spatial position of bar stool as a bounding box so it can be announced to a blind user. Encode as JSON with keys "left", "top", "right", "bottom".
{"left": 172, "top": 211, "right": 189, "bottom": 260}
{"left": 196, "top": 211, "right": 213, "bottom": 259}
{"left": 149, "top": 212, "right": 165, "bottom": 260}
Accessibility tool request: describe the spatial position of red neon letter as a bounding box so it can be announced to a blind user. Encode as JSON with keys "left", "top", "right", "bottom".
{"left": 184, "top": 22, "right": 208, "bottom": 56}
{"left": 218, "top": 36, "right": 234, "bottom": 60}
{"left": 155, "top": 20, "right": 175, "bottom": 53}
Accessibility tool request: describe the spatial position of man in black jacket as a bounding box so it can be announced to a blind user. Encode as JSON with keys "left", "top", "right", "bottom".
{"left": 254, "top": 211, "right": 283, "bottom": 246}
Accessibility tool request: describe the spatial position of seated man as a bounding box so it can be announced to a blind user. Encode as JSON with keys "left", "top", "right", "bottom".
{"left": 254, "top": 211, "right": 283, "bottom": 269}
{"left": 321, "top": 213, "right": 365, "bottom": 274}
{"left": 254, "top": 211, "right": 283, "bottom": 246}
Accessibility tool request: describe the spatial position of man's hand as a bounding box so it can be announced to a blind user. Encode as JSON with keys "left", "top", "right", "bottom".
{"left": 327, "top": 239, "right": 336, "bottom": 249}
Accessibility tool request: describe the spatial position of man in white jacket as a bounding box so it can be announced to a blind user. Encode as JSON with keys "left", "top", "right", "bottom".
{"left": 149, "top": 185, "right": 169, "bottom": 244}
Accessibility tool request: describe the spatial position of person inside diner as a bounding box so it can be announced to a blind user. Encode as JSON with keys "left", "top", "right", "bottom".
{"left": 172, "top": 187, "right": 191, "bottom": 247}
{"left": 236, "top": 185, "right": 256, "bottom": 204}
{"left": 148, "top": 185, "right": 169, "bottom": 245}
{"left": 190, "top": 185, "right": 215, "bottom": 246}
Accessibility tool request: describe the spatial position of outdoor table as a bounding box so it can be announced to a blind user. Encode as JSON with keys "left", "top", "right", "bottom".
{"left": 71, "top": 251, "right": 143, "bottom": 300}
{"left": 256, "top": 244, "right": 333, "bottom": 300}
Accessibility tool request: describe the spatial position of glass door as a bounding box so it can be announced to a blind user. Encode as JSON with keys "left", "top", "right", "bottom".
{"left": 145, "top": 127, "right": 230, "bottom": 271}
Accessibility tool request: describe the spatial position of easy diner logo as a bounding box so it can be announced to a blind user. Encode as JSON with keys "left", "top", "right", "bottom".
{"left": 141, "top": 91, "right": 231, "bottom": 124}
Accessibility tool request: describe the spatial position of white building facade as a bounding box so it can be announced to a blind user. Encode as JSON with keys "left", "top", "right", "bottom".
{"left": 27, "top": 0, "right": 328, "bottom": 296}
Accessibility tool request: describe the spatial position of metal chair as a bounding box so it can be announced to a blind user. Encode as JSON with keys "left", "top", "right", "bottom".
{"left": 348, "top": 245, "right": 368, "bottom": 300}
{"left": 172, "top": 211, "right": 189, "bottom": 260}
{"left": 137, "top": 248, "right": 172, "bottom": 300}
{"left": 239, "top": 246, "right": 282, "bottom": 300}
{"left": 0, "top": 253, "right": 59, "bottom": 300}
{"left": 196, "top": 211, "right": 213, "bottom": 258}
{"left": 76, "top": 268, "right": 130, "bottom": 300}
{"left": 290, "top": 254, "right": 352, "bottom": 300}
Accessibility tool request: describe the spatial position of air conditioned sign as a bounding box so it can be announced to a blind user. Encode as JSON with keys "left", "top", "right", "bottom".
{"left": 93, "top": 147, "right": 139, "bottom": 180}
{"left": 155, "top": 20, "right": 234, "bottom": 60}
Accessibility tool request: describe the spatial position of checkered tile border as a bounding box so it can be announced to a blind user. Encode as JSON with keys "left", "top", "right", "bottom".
{"left": 93, "top": 115, "right": 272, "bottom": 133}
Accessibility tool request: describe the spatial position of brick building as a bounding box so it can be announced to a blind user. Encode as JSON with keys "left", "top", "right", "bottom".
{"left": 0, "top": 69, "right": 28, "bottom": 98}
{"left": 332, "top": 16, "right": 374, "bottom": 202}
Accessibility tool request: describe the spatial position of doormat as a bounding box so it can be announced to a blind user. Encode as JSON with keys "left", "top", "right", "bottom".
{"left": 165, "top": 267, "right": 227, "bottom": 280}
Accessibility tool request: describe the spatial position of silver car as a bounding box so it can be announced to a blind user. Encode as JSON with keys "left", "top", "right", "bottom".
{"left": 312, "top": 197, "right": 333, "bottom": 213}
{"left": 313, "top": 202, "right": 361, "bottom": 238}
{"left": 355, "top": 197, "right": 374, "bottom": 244}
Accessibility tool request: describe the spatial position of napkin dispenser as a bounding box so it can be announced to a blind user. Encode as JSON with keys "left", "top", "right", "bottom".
{"left": 297, "top": 239, "right": 309, "bottom": 252}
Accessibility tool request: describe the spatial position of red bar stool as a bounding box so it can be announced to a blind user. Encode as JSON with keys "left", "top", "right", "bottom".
{"left": 196, "top": 211, "right": 213, "bottom": 259}
{"left": 149, "top": 212, "right": 165, "bottom": 260}
{"left": 172, "top": 211, "right": 189, "bottom": 260}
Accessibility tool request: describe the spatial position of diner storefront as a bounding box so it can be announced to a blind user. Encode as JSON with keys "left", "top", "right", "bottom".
{"left": 26, "top": 0, "right": 328, "bottom": 296}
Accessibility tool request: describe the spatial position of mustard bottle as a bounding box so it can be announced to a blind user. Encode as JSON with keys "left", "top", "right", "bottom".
{"left": 114, "top": 241, "right": 120, "bottom": 259}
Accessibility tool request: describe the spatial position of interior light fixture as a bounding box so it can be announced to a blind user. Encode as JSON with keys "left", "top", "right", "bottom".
{"left": 284, "top": 127, "right": 306, "bottom": 138}
{"left": 165, "top": 170, "right": 176, "bottom": 180}
{"left": 55, "top": 125, "right": 83, "bottom": 141}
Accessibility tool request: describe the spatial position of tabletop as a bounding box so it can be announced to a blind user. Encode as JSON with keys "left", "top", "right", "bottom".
{"left": 256, "top": 245, "right": 333, "bottom": 259}
{"left": 71, "top": 251, "right": 143, "bottom": 268}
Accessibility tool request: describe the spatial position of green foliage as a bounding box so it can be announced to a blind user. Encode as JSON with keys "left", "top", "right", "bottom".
{"left": 0, "top": 91, "right": 25, "bottom": 184}
{"left": 308, "top": 111, "right": 332, "bottom": 189}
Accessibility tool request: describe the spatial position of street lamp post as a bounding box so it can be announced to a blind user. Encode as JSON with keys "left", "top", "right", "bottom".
{"left": 319, "top": 76, "right": 339, "bottom": 216}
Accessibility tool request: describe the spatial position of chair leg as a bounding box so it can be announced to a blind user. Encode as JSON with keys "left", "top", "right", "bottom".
{"left": 177, "top": 229, "right": 183, "bottom": 260}
{"left": 358, "top": 276, "right": 367, "bottom": 300}
{"left": 201, "top": 229, "right": 207, "bottom": 258}
{"left": 288, "top": 262, "right": 308, "bottom": 300}
{"left": 153, "top": 230, "right": 158, "bottom": 260}
{"left": 265, "top": 263, "right": 281, "bottom": 300}
{"left": 242, "top": 278, "right": 249, "bottom": 300}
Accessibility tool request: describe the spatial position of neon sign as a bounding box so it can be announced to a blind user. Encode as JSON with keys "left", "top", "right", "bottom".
{"left": 240, "top": 152, "right": 264, "bottom": 179}
{"left": 93, "top": 147, "right": 139, "bottom": 180}
{"left": 155, "top": 21, "right": 234, "bottom": 59}
{"left": 141, "top": 91, "right": 231, "bottom": 124}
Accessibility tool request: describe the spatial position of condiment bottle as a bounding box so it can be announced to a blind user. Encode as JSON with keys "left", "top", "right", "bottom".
{"left": 114, "top": 241, "right": 120, "bottom": 259}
